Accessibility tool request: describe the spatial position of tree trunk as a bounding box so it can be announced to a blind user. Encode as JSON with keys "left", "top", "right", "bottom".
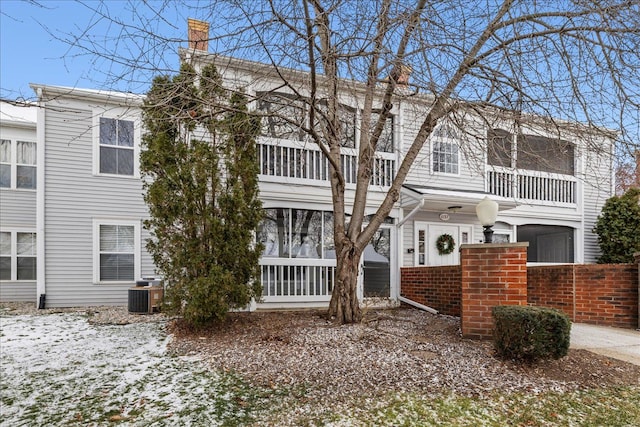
{"left": 328, "top": 244, "right": 362, "bottom": 323}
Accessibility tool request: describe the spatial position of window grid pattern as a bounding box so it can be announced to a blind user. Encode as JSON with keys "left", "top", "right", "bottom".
{"left": 432, "top": 140, "right": 459, "bottom": 174}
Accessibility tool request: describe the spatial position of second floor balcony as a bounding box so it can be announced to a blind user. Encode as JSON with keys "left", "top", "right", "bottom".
{"left": 487, "top": 166, "right": 577, "bottom": 206}
{"left": 258, "top": 137, "right": 396, "bottom": 188}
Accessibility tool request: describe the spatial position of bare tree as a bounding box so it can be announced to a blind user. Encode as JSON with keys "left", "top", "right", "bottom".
{"left": 44, "top": 0, "right": 640, "bottom": 323}
{"left": 615, "top": 150, "right": 640, "bottom": 194}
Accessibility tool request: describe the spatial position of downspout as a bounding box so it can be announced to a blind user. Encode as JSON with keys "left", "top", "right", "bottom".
{"left": 396, "top": 192, "right": 438, "bottom": 314}
{"left": 399, "top": 296, "right": 438, "bottom": 314}
{"left": 35, "top": 87, "right": 46, "bottom": 309}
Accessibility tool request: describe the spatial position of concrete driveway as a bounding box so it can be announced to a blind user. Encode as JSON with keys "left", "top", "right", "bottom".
{"left": 571, "top": 323, "right": 640, "bottom": 366}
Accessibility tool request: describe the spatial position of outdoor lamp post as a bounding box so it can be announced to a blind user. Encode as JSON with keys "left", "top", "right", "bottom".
{"left": 476, "top": 196, "right": 499, "bottom": 243}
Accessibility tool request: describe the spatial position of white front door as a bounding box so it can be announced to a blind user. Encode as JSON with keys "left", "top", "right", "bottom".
{"left": 415, "top": 222, "right": 472, "bottom": 266}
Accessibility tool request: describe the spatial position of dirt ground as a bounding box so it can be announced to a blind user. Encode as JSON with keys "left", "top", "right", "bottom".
{"left": 168, "top": 307, "right": 640, "bottom": 400}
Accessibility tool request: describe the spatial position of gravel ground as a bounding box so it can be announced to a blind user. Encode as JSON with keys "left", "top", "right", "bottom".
{"left": 169, "top": 308, "right": 640, "bottom": 394}
{"left": 2, "top": 302, "right": 639, "bottom": 426}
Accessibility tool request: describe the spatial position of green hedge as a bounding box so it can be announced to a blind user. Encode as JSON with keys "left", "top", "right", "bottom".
{"left": 492, "top": 305, "right": 571, "bottom": 361}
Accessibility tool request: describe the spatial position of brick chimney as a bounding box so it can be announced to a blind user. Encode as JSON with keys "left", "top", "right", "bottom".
{"left": 396, "top": 64, "right": 412, "bottom": 86}
{"left": 188, "top": 18, "right": 209, "bottom": 51}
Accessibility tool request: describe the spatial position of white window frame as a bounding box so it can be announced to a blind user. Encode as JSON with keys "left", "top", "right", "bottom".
{"left": 92, "top": 109, "right": 140, "bottom": 178}
{"left": 0, "top": 229, "right": 37, "bottom": 281}
{"left": 0, "top": 139, "right": 37, "bottom": 191}
{"left": 431, "top": 139, "right": 460, "bottom": 175}
{"left": 92, "top": 219, "right": 141, "bottom": 284}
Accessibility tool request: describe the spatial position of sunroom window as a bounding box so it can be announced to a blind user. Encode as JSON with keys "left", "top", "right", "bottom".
{"left": 258, "top": 208, "right": 334, "bottom": 259}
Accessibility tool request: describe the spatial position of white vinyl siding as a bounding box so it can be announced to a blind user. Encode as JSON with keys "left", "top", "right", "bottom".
{"left": 581, "top": 145, "right": 613, "bottom": 263}
{"left": 1, "top": 114, "right": 38, "bottom": 302}
{"left": 42, "top": 103, "right": 152, "bottom": 307}
{"left": 0, "top": 190, "right": 37, "bottom": 227}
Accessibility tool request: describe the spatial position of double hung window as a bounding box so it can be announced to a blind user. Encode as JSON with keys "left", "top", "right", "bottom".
{"left": 94, "top": 221, "right": 139, "bottom": 283}
{"left": 0, "top": 139, "right": 36, "bottom": 189}
{"left": 431, "top": 123, "right": 459, "bottom": 174}
{"left": 99, "top": 117, "right": 135, "bottom": 176}
{"left": 0, "top": 231, "right": 37, "bottom": 281}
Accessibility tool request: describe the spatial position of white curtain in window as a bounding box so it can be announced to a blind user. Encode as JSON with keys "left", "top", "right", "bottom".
{"left": 17, "top": 233, "right": 36, "bottom": 255}
{"left": 17, "top": 141, "right": 36, "bottom": 165}
{"left": 0, "top": 232, "right": 10, "bottom": 255}
{"left": 100, "top": 225, "right": 134, "bottom": 252}
{"left": 0, "top": 140, "right": 10, "bottom": 163}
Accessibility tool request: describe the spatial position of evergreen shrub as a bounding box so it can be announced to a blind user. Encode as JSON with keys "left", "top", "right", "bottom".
{"left": 492, "top": 305, "right": 571, "bottom": 362}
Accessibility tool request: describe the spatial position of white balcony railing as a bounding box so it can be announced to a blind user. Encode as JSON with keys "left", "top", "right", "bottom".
{"left": 258, "top": 138, "right": 395, "bottom": 187}
{"left": 487, "top": 167, "right": 577, "bottom": 205}
{"left": 260, "top": 259, "right": 335, "bottom": 302}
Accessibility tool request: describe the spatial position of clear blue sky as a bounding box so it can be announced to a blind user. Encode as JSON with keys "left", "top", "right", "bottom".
{"left": 0, "top": 0, "right": 187, "bottom": 101}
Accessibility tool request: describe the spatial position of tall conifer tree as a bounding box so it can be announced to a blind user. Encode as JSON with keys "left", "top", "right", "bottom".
{"left": 141, "top": 63, "right": 263, "bottom": 326}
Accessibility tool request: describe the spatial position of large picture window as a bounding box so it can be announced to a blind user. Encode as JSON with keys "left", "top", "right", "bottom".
{"left": 257, "top": 94, "right": 307, "bottom": 142}
{"left": 94, "top": 220, "right": 139, "bottom": 283}
{"left": 488, "top": 129, "right": 575, "bottom": 175}
{"left": 258, "top": 208, "right": 334, "bottom": 259}
{"left": 517, "top": 224, "right": 574, "bottom": 263}
{"left": 0, "top": 231, "right": 37, "bottom": 281}
{"left": 487, "top": 129, "right": 512, "bottom": 167}
{"left": 371, "top": 112, "right": 394, "bottom": 153}
{"left": 0, "top": 139, "right": 37, "bottom": 189}
{"left": 99, "top": 117, "right": 134, "bottom": 176}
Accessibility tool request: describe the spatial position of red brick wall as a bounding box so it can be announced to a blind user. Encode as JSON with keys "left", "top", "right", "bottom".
{"left": 400, "top": 266, "right": 461, "bottom": 316}
{"left": 528, "top": 264, "right": 639, "bottom": 329}
{"left": 459, "top": 243, "right": 529, "bottom": 339}
{"left": 402, "top": 261, "right": 639, "bottom": 333}
{"left": 527, "top": 266, "right": 575, "bottom": 315}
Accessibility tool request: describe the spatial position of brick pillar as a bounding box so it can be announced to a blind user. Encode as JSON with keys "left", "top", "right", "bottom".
{"left": 460, "top": 242, "right": 529, "bottom": 339}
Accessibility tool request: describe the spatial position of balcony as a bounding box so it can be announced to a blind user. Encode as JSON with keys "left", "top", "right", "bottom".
{"left": 258, "top": 138, "right": 396, "bottom": 187}
{"left": 487, "top": 167, "right": 577, "bottom": 205}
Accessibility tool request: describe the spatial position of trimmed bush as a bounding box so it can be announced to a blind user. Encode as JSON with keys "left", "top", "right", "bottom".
{"left": 492, "top": 305, "right": 571, "bottom": 361}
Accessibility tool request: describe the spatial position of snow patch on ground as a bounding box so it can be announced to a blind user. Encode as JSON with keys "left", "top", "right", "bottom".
{"left": 0, "top": 313, "right": 251, "bottom": 426}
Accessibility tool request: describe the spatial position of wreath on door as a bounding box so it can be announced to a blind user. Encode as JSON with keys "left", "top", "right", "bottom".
{"left": 436, "top": 233, "right": 455, "bottom": 255}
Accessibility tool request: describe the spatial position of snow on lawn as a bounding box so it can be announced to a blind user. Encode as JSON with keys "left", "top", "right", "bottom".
{"left": 0, "top": 313, "right": 257, "bottom": 426}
